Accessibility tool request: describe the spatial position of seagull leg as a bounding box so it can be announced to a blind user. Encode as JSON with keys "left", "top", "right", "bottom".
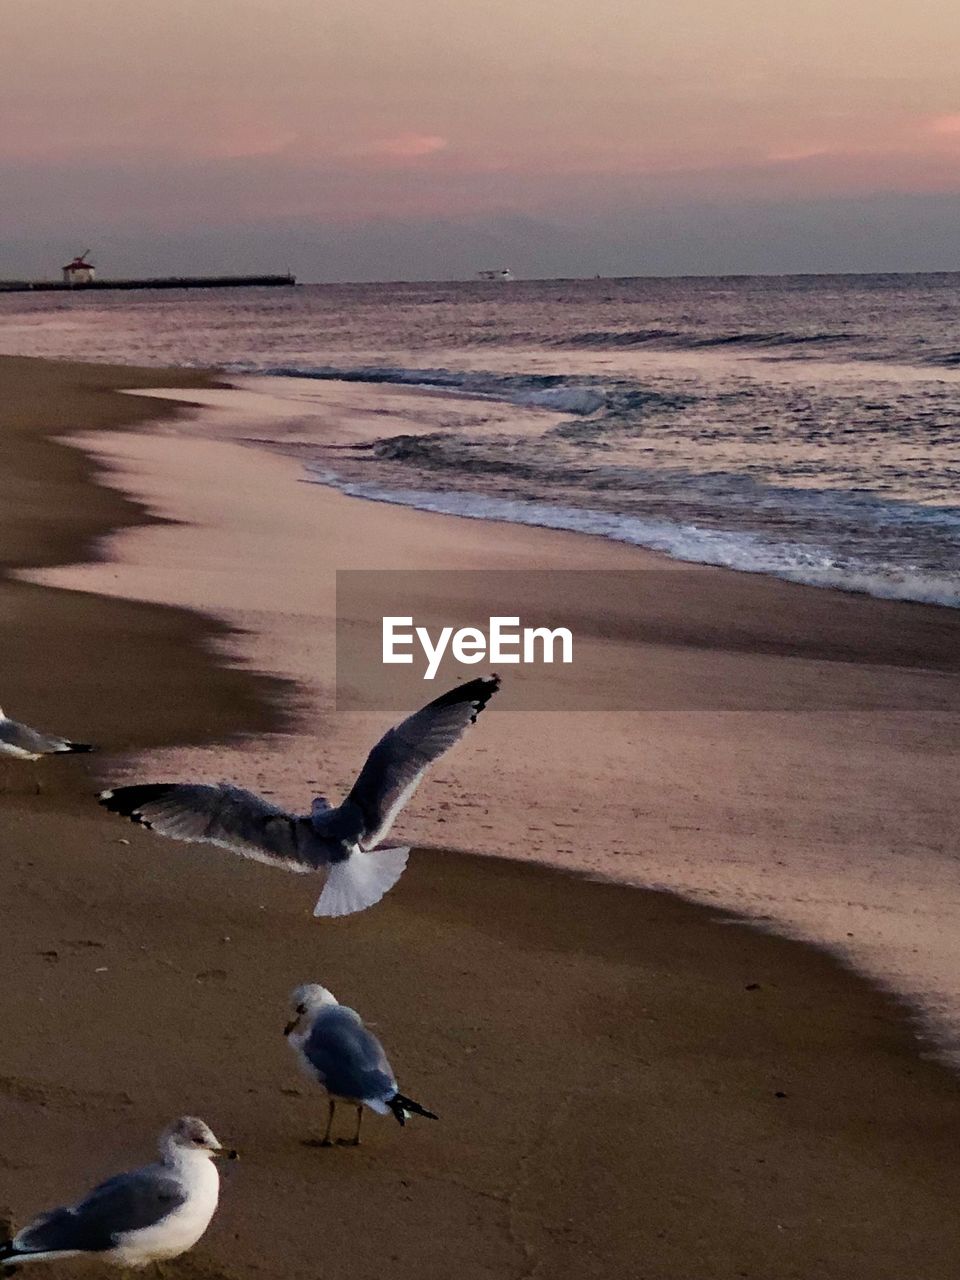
{"left": 320, "top": 1097, "right": 336, "bottom": 1146}
{"left": 338, "top": 1105, "right": 363, "bottom": 1146}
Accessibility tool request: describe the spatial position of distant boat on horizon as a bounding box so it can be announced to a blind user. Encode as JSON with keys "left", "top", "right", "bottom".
{"left": 476, "top": 268, "right": 515, "bottom": 282}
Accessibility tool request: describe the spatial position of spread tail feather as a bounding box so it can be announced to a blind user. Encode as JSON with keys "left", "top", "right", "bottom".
{"left": 313, "top": 847, "right": 410, "bottom": 918}
{"left": 388, "top": 1092, "right": 438, "bottom": 1126}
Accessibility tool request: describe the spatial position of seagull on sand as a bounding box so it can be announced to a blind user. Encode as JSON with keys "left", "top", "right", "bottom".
{"left": 99, "top": 673, "right": 500, "bottom": 918}
{"left": 0, "top": 707, "right": 93, "bottom": 792}
{"left": 0, "top": 1117, "right": 234, "bottom": 1270}
{"left": 0, "top": 707, "right": 93, "bottom": 761}
{"left": 285, "top": 983, "right": 437, "bottom": 1147}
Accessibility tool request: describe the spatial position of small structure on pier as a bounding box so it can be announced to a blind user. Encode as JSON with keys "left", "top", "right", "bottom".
{"left": 62, "top": 251, "right": 95, "bottom": 286}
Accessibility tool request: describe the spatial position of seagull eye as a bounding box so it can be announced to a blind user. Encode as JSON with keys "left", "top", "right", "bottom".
{"left": 296, "top": 1004, "right": 305, "bottom": 1015}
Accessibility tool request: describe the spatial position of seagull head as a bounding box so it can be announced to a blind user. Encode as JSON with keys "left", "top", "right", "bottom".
{"left": 284, "top": 982, "right": 337, "bottom": 1036}
{"left": 161, "top": 1116, "right": 236, "bottom": 1163}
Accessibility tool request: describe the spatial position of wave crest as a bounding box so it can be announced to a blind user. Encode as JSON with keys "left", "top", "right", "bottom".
{"left": 304, "top": 468, "right": 960, "bottom": 608}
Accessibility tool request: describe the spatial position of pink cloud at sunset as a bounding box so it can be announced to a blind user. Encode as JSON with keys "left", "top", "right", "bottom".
{"left": 364, "top": 134, "right": 449, "bottom": 160}
{"left": 929, "top": 115, "right": 960, "bottom": 136}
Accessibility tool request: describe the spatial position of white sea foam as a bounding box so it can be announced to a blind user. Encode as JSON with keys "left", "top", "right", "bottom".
{"left": 514, "top": 386, "right": 606, "bottom": 414}
{"left": 304, "top": 466, "right": 960, "bottom": 608}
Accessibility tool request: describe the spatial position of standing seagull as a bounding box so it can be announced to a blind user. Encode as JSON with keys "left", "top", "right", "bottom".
{"left": 0, "top": 707, "right": 93, "bottom": 789}
{"left": 0, "top": 1117, "right": 233, "bottom": 1269}
{"left": 285, "top": 983, "right": 437, "bottom": 1147}
{"left": 99, "top": 674, "right": 500, "bottom": 918}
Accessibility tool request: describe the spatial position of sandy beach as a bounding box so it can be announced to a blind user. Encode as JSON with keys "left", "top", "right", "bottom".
{"left": 29, "top": 374, "right": 960, "bottom": 1046}
{"left": 3, "top": 354, "right": 960, "bottom": 1280}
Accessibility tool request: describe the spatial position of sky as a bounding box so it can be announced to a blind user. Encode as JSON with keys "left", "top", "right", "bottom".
{"left": 2, "top": 0, "right": 960, "bottom": 280}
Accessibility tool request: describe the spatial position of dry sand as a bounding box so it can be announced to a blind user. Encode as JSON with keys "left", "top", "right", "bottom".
{"left": 2, "top": 355, "right": 960, "bottom": 1279}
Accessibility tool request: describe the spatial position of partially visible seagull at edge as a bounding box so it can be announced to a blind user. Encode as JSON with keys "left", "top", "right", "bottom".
{"left": 98, "top": 673, "right": 500, "bottom": 918}
{"left": 0, "top": 1117, "right": 235, "bottom": 1270}
{"left": 285, "top": 983, "right": 437, "bottom": 1147}
{"left": 0, "top": 706, "right": 93, "bottom": 791}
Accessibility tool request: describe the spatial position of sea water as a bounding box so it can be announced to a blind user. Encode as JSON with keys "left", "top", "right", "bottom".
{"left": 1, "top": 273, "right": 958, "bottom": 604}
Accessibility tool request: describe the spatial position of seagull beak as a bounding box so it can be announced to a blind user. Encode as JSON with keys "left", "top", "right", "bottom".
{"left": 212, "top": 1146, "right": 240, "bottom": 1162}
{"left": 284, "top": 1016, "right": 299, "bottom": 1036}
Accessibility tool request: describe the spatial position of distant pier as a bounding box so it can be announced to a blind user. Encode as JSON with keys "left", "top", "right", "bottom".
{"left": 0, "top": 273, "right": 297, "bottom": 294}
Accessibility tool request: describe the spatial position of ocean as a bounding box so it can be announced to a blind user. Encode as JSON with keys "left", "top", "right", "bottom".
{"left": 2, "top": 273, "right": 958, "bottom": 605}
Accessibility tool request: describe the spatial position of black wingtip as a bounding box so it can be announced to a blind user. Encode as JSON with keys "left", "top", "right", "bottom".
{"left": 97, "top": 783, "right": 172, "bottom": 822}
{"left": 429, "top": 673, "right": 501, "bottom": 721}
{"left": 389, "top": 1092, "right": 439, "bottom": 1125}
{"left": 466, "top": 673, "right": 500, "bottom": 722}
{"left": 64, "top": 742, "right": 94, "bottom": 754}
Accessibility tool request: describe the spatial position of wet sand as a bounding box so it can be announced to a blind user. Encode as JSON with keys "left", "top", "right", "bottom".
{"left": 3, "top": 355, "right": 960, "bottom": 1279}
{"left": 30, "top": 381, "right": 960, "bottom": 1051}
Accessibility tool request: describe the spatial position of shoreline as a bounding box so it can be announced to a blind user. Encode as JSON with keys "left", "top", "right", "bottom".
{"left": 3, "top": 356, "right": 960, "bottom": 1277}
{"left": 140, "top": 371, "right": 960, "bottom": 611}
{"left": 26, "top": 373, "right": 960, "bottom": 1054}
{"left": 0, "top": 358, "right": 290, "bottom": 762}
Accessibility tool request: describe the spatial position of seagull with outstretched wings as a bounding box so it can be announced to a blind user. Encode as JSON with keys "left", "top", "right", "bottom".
{"left": 98, "top": 674, "right": 500, "bottom": 918}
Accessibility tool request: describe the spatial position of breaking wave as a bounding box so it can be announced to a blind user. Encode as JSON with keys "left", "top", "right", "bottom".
{"left": 232, "top": 361, "right": 696, "bottom": 420}
{"left": 303, "top": 467, "right": 960, "bottom": 608}
{"left": 233, "top": 357, "right": 960, "bottom": 610}
{"left": 240, "top": 361, "right": 609, "bottom": 415}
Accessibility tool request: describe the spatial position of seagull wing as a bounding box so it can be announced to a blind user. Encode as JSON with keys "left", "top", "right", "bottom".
{"left": 303, "top": 1006, "right": 396, "bottom": 1109}
{"left": 344, "top": 674, "right": 500, "bottom": 850}
{"left": 0, "top": 718, "right": 92, "bottom": 756}
{"left": 98, "top": 783, "right": 313, "bottom": 870}
{"left": 13, "top": 1168, "right": 187, "bottom": 1256}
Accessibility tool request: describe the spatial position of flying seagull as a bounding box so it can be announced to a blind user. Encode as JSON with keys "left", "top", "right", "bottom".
{"left": 0, "top": 1117, "right": 235, "bottom": 1270}
{"left": 0, "top": 707, "right": 93, "bottom": 762}
{"left": 285, "top": 983, "right": 437, "bottom": 1146}
{"left": 98, "top": 673, "right": 500, "bottom": 918}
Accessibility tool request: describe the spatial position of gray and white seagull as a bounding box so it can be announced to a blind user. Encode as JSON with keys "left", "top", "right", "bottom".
{"left": 285, "top": 983, "right": 437, "bottom": 1146}
{"left": 0, "top": 706, "right": 92, "bottom": 764}
{"left": 98, "top": 674, "right": 500, "bottom": 918}
{"left": 0, "top": 1117, "right": 234, "bottom": 1270}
